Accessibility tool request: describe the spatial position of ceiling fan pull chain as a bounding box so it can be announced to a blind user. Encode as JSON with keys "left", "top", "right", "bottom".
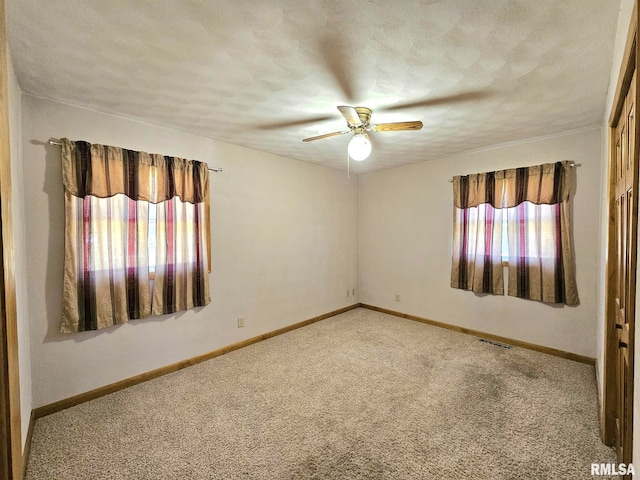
{"left": 347, "top": 150, "right": 350, "bottom": 179}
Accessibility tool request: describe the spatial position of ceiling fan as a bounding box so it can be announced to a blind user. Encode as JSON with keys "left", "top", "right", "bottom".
{"left": 254, "top": 36, "right": 489, "bottom": 171}
{"left": 302, "top": 106, "right": 423, "bottom": 161}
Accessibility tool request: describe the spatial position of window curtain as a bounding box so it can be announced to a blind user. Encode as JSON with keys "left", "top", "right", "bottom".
{"left": 503, "top": 162, "right": 578, "bottom": 305}
{"left": 151, "top": 157, "right": 210, "bottom": 315}
{"left": 451, "top": 161, "right": 578, "bottom": 306}
{"left": 60, "top": 139, "right": 211, "bottom": 333}
{"left": 451, "top": 171, "right": 505, "bottom": 294}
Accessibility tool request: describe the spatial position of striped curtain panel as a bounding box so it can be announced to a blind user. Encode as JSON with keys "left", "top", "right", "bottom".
{"left": 503, "top": 162, "right": 578, "bottom": 305}
{"left": 60, "top": 139, "right": 210, "bottom": 333}
{"left": 451, "top": 161, "right": 578, "bottom": 306}
{"left": 152, "top": 161, "right": 210, "bottom": 315}
{"left": 451, "top": 171, "right": 505, "bottom": 294}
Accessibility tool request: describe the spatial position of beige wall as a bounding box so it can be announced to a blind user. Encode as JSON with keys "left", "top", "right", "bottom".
{"left": 21, "top": 95, "right": 359, "bottom": 408}
{"left": 359, "top": 128, "right": 602, "bottom": 358}
{"left": 7, "top": 44, "right": 32, "bottom": 448}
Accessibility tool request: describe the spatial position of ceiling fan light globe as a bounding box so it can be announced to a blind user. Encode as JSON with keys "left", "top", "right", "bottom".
{"left": 348, "top": 134, "right": 372, "bottom": 161}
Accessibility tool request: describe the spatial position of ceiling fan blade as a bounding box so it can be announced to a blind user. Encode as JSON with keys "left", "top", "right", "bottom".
{"left": 372, "top": 121, "right": 423, "bottom": 132}
{"left": 255, "top": 115, "right": 335, "bottom": 130}
{"left": 383, "top": 91, "right": 490, "bottom": 111}
{"left": 337, "top": 106, "right": 362, "bottom": 127}
{"left": 302, "top": 130, "right": 350, "bottom": 142}
{"left": 320, "top": 36, "right": 356, "bottom": 102}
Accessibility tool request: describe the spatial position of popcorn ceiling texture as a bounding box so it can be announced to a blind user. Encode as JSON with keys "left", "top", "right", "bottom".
{"left": 6, "top": 0, "right": 620, "bottom": 172}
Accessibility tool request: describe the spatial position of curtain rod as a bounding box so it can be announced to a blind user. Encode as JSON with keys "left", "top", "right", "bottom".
{"left": 48, "top": 139, "right": 223, "bottom": 172}
{"left": 447, "top": 162, "right": 579, "bottom": 182}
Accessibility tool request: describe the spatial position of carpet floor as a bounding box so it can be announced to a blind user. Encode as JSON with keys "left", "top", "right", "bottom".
{"left": 25, "top": 308, "right": 617, "bottom": 479}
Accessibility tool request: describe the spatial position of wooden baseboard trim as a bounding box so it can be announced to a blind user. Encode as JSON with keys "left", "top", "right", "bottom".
{"left": 360, "top": 304, "right": 596, "bottom": 365}
{"left": 595, "top": 357, "right": 606, "bottom": 441}
{"left": 32, "top": 304, "right": 360, "bottom": 420}
{"left": 22, "top": 409, "right": 35, "bottom": 477}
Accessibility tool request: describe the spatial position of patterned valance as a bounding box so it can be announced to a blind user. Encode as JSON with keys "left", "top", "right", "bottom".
{"left": 452, "top": 161, "right": 571, "bottom": 209}
{"left": 61, "top": 138, "right": 209, "bottom": 203}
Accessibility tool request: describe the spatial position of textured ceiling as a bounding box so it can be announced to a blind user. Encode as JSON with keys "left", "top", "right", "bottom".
{"left": 6, "top": 0, "right": 622, "bottom": 173}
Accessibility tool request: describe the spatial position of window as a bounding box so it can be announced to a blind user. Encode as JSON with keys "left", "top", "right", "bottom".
{"left": 148, "top": 203, "right": 157, "bottom": 276}
{"left": 60, "top": 139, "right": 211, "bottom": 332}
{"left": 451, "top": 162, "right": 578, "bottom": 305}
{"left": 498, "top": 202, "right": 561, "bottom": 265}
{"left": 501, "top": 215, "right": 508, "bottom": 264}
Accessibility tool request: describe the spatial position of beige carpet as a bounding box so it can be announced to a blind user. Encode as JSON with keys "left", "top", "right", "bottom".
{"left": 25, "top": 308, "right": 617, "bottom": 479}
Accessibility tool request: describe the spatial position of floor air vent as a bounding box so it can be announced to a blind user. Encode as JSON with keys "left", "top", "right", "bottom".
{"left": 479, "top": 338, "right": 512, "bottom": 349}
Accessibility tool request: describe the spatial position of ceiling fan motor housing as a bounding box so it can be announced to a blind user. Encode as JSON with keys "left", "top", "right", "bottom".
{"left": 354, "top": 107, "right": 372, "bottom": 128}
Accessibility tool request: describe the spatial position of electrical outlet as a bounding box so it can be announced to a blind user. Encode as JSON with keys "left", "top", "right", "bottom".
{"left": 237, "top": 317, "right": 244, "bottom": 328}
{"left": 346, "top": 289, "right": 350, "bottom": 297}
{"left": 352, "top": 288, "right": 356, "bottom": 296}
{"left": 395, "top": 294, "right": 400, "bottom": 302}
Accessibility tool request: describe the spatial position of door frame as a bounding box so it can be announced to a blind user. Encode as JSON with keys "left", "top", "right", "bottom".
{"left": 603, "top": 0, "right": 640, "bottom": 456}
{"left": 0, "top": 0, "right": 24, "bottom": 477}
